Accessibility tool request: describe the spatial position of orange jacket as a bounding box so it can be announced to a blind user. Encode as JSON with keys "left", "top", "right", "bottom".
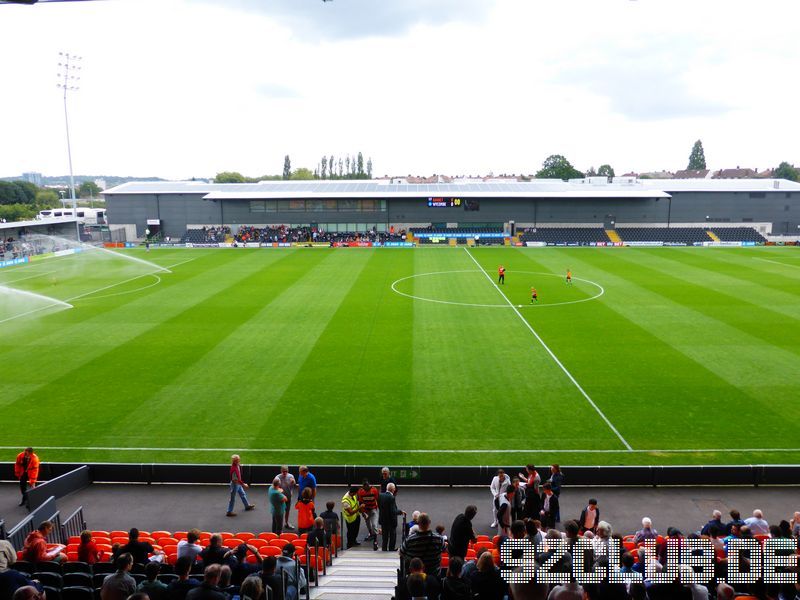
{"left": 15, "top": 451, "right": 40, "bottom": 486}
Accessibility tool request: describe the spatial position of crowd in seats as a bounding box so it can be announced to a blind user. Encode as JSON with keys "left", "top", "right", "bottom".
{"left": 1, "top": 523, "right": 339, "bottom": 600}
{"left": 181, "top": 227, "right": 231, "bottom": 244}
{"left": 711, "top": 227, "right": 768, "bottom": 243}
{"left": 519, "top": 228, "right": 610, "bottom": 244}
{"left": 392, "top": 485, "right": 800, "bottom": 600}
{"left": 232, "top": 225, "right": 403, "bottom": 245}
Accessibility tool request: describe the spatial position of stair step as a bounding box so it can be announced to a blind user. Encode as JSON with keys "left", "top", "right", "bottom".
{"left": 310, "top": 589, "right": 392, "bottom": 599}
{"left": 326, "top": 567, "right": 396, "bottom": 576}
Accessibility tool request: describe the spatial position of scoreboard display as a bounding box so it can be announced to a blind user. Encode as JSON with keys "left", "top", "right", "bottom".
{"left": 427, "top": 197, "right": 462, "bottom": 208}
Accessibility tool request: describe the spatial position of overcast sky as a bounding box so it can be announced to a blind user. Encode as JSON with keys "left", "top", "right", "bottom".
{"left": 1, "top": 0, "right": 798, "bottom": 180}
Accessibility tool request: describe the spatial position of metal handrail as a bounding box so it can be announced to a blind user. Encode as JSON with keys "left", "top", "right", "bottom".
{"left": 61, "top": 506, "right": 86, "bottom": 542}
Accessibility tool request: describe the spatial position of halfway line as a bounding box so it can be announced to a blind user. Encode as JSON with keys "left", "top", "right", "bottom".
{"left": 462, "top": 247, "right": 633, "bottom": 451}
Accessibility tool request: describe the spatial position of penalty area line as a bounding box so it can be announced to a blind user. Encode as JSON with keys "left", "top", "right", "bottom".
{"left": 1, "top": 445, "right": 800, "bottom": 454}
{"left": 462, "top": 247, "right": 633, "bottom": 452}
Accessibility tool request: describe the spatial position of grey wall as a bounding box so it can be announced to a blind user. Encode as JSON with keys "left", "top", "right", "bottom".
{"left": 106, "top": 191, "right": 800, "bottom": 237}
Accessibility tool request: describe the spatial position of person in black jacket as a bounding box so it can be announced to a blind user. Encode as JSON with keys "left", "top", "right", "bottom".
{"left": 539, "top": 482, "right": 559, "bottom": 529}
{"left": 378, "top": 483, "right": 404, "bottom": 552}
{"left": 305, "top": 517, "right": 327, "bottom": 551}
{"left": 578, "top": 498, "right": 600, "bottom": 534}
{"left": 448, "top": 505, "right": 478, "bottom": 559}
{"left": 185, "top": 564, "right": 227, "bottom": 600}
{"left": 441, "top": 556, "right": 471, "bottom": 600}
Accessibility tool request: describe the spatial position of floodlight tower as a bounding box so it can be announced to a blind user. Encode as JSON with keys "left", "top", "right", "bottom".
{"left": 57, "top": 52, "right": 82, "bottom": 241}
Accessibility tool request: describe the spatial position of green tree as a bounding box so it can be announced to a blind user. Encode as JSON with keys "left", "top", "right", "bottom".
{"left": 535, "top": 155, "right": 584, "bottom": 180}
{"left": 12, "top": 181, "right": 37, "bottom": 203}
{"left": 774, "top": 161, "right": 799, "bottom": 182}
{"left": 283, "top": 155, "right": 292, "bottom": 180}
{"left": 366, "top": 157, "right": 373, "bottom": 179}
{"left": 321, "top": 156, "right": 328, "bottom": 179}
{"left": 35, "top": 189, "right": 60, "bottom": 206}
{"left": 78, "top": 181, "right": 101, "bottom": 198}
{"left": 687, "top": 140, "right": 707, "bottom": 170}
{"left": 585, "top": 166, "right": 597, "bottom": 177}
{"left": 0, "top": 203, "right": 37, "bottom": 221}
{"left": 598, "top": 164, "right": 615, "bottom": 178}
{"left": 290, "top": 167, "right": 315, "bottom": 180}
{"left": 214, "top": 171, "right": 247, "bottom": 183}
{"left": 357, "top": 152, "right": 364, "bottom": 176}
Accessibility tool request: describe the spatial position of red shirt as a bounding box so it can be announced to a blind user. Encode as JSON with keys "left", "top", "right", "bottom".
{"left": 357, "top": 487, "right": 379, "bottom": 511}
{"left": 78, "top": 541, "right": 101, "bottom": 564}
{"left": 230, "top": 463, "right": 243, "bottom": 484}
{"left": 499, "top": 267, "right": 505, "bottom": 276}
{"left": 295, "top": 499, "right": 316, "bottom": 529}
{"left": 22, "top": 531, "right": 48, "bottom": 563}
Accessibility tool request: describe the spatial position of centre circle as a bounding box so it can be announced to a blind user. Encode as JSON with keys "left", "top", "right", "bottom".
{"left": 390, "top": 270, "right": 604, "bottom": 308}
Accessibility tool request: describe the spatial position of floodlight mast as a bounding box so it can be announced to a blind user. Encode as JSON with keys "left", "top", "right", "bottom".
{"left": 57, "top": 51, "right": 82, "bottom": 242}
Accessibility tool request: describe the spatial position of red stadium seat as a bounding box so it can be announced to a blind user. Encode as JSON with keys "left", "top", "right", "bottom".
{"left": 258, "top": 532, "right": 278, "bottom": 542}
{"left": 235, "top": 532, "right": 255, "bottom": 541}
{"left": 260, "top": 547, "right": 281, "bottom": 557}
{"left": 151, "top": 531, "right": 172, "bottom": 540}
{"left": 222, "top": 538, "right": 244, "bottom": 549}
{"left": 249, "top": 539, "right": 268, "bottom": 549}
{"left": 270, "top": 539, "right": 289, "bottom": 550}
{"left": 476, "top": 535, "right": 491, "bottom": 542}
{"left": 279, "top": 533, "right": 298, "bottom": 542}
{"left": 92, "top": 531, "right": 110, "bottom": 538}
{"left": 474, "top": 541, "right": 494, "bottom": 554}
{"left": 110, "top": 531, "right": 128, "bottom": 538}
{"left": 158, "top": 537, "right": 178, "bottom": 547}
{"left": 492, "top": 535, "right": 501, "bottom": 547}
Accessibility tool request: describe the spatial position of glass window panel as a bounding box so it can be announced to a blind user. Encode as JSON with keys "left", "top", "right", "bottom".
{"left": 288, "top": 199, "right": 305, "bottom": 211}
{"left": 361, "top": 199, "right": 377, "bottom": 211}
{"left": 323, "top": 199, "right": 337, "bottom": 210}
{"left": 339, "top": 199, "right": 359, "bottom": 211}
{"left": 307, "top": 200, "right": 325, "bottom": 212}
{"left": 249, "top": 201, "right": 265, "bottom": 212}
{"left": 277, "top": 200, "right": 290, "bottom": 211}
{"left": 376, "top": 223, "right": 387, "bottom": 232}
{"left": 264, "top": 200, "right": 277, "bottom": 212}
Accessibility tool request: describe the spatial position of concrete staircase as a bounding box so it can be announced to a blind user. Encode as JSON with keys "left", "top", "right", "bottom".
{"left": 309, "top": 545, "right": 397, "bottom": 599}
{"left": 706, "top": 230, "right": 721, "bottom": 242}
{"left": 605, "top": 229, "right": 622, "bottom": 243}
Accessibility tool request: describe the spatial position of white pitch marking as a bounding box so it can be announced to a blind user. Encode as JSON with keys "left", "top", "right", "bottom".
{"left": 1, "top": 445, "right": 800, "bottom": 454}
{"left": 390, "top": 270, "right": 604, "bottom": 309}
{"left": 753, "top": 257, "right": 800, "bottom": 269}
{"left": 0, "top": 270, "right": 56, "bottom": 284}
{"left": 463, "top": 247, "right": 633, "bottom": 451}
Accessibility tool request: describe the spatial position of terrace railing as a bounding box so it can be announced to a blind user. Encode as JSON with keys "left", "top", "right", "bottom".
{"left": 61, "top": 506, "right": 87, "bottom": 542}
{"left": 6, "top": 495, "right": 61, "bottom": 550}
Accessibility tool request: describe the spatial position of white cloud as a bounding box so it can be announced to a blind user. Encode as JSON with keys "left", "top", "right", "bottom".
{"left": 0, "top": 0, "right": 798, "bottom": 180}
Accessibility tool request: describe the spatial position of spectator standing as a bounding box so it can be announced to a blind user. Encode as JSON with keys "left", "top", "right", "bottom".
{"left": 258, "top": 557, "right": 284, "bottom": 600}
{"left": 489, "top": 469, "right": 510, "bottom": 529}
{"left": 399, "top": 513, "right": 445, "bottom": 576}
{"left": 724, "top": 509, "right": 745, "bottom": 535}
{"left": 510, "top": 477, "right": 525, "bottom": 522}
{"left": 578, "top": 499, "right": 600, "bottom": 534}
{"left": 268, "top": 480, "right": 289, "bottom": 534}
{"left": 379, "top": 467, "right": 397, "bottom": 493}
{"left": 275, "top": 544, "right": 306, "bottom": 600}
{"left": 496, "top": 488, "right": 515, "bottom": 537}
{"left": 101, "top": 553, "right": 137, "bottom": 600}
{"left": 547, "top": 464, "right": 564, "bottom": 522}
{"left": 341, "top": 487, "right": 361, "bottom": 549}
{"left": 378, "top": 482, "right": 404, "bottom": 552}
{"left": 274, "top": 466, "right": 297, "bottom": 530}
{"left": 357, "top": 479, "right": 380, "bottom": 547}
{"left": 448, "top": 505, "right": 477, "bottom": 560}
{"left": 539, "top": 483, "right": 559, "bottom": 529}
{"left": 227, "top": 454, "right": 255, "bottom": 517}
{"left": 22, "top": 520, "right": 66, "bottom": 563}
{"left": 319, "top": 501, "right": 340, "bottom": 547}
{"left": 294, "top": 487, "right": 316, "bottom": 534}
{"left": 297, "top": 466, "right": 317, "bottom": 500}
{"left": 519, "top": 464, "right": 541, "bottom": 520}
{"left": 14, "top": 448, "right": 39, "bottom": 507}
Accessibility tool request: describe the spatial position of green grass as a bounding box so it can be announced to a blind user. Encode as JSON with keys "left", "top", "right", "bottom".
{"left": 1, "top": 245, "right": 799, "bottom": 466}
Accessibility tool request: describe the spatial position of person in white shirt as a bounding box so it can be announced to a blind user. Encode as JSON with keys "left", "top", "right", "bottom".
{"left": 274, "top": 466, "right": 298, "bottom": 530}
{"left": 177, "top": 529, "right": 204, "bottom": 562}
{"left": 489, "top": 469, "right": 510, "bottom": 528}
{"left": 744, "top": 509, "right": 770, "bottom": 536}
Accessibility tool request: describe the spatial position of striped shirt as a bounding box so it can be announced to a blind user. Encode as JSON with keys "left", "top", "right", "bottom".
{"left": 400, "top": 531, "right": 444, "bottom": 574}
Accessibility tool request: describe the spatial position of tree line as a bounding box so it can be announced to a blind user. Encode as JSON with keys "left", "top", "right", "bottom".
{"left": 0, "top": 180, "right": 101, "bottom": 222}
{"left": 215, "top": 152, "right": 374, "bottom": 184}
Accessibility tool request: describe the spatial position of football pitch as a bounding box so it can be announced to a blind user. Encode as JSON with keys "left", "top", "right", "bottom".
{"left": 1, "top": 245, "right": 799, "bottom": 466}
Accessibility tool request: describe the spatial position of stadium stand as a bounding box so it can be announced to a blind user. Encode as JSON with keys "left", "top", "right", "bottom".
{"left": 711, "top": 227, "right": 768, "bottom": 242}
{"left": 518, "top": 227, "right": 610, "bottom": 244}
{"left": 410, "top": 227, "right": 503, "bottom": 235}
{"left": 180, "top": 227, "right": 230, "bottom": 244}
{"left": 616, "top": 227, "right": 713, "bottom": 244}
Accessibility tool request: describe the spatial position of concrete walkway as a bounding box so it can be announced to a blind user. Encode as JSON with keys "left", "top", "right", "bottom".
{"left": 2, "top": 482, "right": 799, "bottom": 539}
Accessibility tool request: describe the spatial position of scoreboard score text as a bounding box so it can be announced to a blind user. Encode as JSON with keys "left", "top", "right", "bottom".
{"left": 427, "top": 197, "right": 462, "bottom": 208}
